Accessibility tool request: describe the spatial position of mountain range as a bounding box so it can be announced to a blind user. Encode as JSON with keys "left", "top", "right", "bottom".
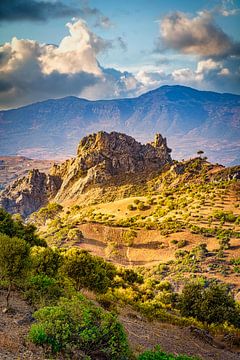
{"left": 0, "top": 85, "right": 239, "bottom": 165}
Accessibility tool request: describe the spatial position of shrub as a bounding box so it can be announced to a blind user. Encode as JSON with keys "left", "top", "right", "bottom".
{"left": 28, "top": 295, "right": 130, "bottom": 359}
{"left": 0, "top": 208, "right": 45, "bottom": 246}
{"left": 62, "top": 248, "right": 116, "bottom": 293}
{"left": 138, "top": 346, "right": 198, "bottom": 359}
{"left": 26, "top": 274, "right": 63, "bottom": 306}
{"left": 0, "top": 233, "right": 30, "bottom": 308}
{"left": 177, "top": 240, "right": 188, "bottom": 248}
{"left": 127, "top": 204, "right": 137, "bottom": 211}
{"left": 30, "top": 246, "right": 62, "bottom": 277}
{"left": 179, "top": 281, "right": 240, "bottom": 326}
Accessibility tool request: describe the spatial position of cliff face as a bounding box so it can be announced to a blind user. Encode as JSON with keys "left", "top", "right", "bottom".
{"left": 0, "top": 131, "right": 172, "bottom": 216}
{"left": 0, "top": 169, "right": 62, "bottom": 217}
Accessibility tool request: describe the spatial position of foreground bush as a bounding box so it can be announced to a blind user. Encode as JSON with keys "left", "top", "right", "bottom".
{"left": 28, "top": 295, "right": 130, "bottom": 359}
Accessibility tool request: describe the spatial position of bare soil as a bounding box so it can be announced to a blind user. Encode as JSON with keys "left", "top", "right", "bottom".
{"left": 1, "top": 290, "right": 240, "bottom": 360}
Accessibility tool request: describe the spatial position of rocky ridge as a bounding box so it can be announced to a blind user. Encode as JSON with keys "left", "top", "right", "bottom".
{"left": 0, "top": 131, "right": 172, "bottom": 216}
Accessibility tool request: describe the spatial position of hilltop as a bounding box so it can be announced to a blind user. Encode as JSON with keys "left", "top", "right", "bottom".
{"left": 0, "top": 131, "right": 172, "bottom": 216}
{"left": 0, "top": 85, "right": 239, "bottom": 165}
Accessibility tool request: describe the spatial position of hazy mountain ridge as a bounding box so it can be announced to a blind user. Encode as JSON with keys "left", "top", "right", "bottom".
{"left": 0, "top": 85, "right": 240, "bottom": 164}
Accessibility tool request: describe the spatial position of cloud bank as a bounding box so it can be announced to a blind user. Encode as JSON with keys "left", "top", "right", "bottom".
{"left": 0, "top": 0, "right": 112, "bottom": 27}
{"left": 0, "top": 19, "right": 142, "bottom": 108}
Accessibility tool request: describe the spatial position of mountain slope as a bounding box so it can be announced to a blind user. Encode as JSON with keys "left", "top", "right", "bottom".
{"left": 0, "top": 85, "right": 239, "bottom": 164}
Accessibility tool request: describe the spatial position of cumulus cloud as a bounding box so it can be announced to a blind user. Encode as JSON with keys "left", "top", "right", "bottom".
{"left": 152, "top": 9, "right": 240, "bottom": 94}
{"left": 136, "top": 57, "right": 240, "bottom": 95}
{"left": 0, "top": 19, "right": 142, "bottom": 109}
{"left": 157, "top": 11, "right": 239, "bottom": 57}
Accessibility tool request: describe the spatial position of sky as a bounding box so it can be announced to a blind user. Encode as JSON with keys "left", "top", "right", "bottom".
{"left": 0, "top": 0, "right": 240, "bottom": 109}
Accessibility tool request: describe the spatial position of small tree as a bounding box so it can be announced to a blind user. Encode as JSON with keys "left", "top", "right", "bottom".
{"left": 197, "top": 150, "right": 204, "bottom": 158}
{"left": 62, "top": 249, "right": 116, "bottom": 293}
{"left": 0, "top": 233, "right": 30, "bottom": 309}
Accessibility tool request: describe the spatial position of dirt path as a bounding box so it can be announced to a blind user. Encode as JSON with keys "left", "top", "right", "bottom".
{"left": 119, "top": 307, "right": 240, "bottom": 360}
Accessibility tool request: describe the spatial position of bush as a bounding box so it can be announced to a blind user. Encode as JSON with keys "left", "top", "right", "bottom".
{"left": 179, "top": 281, "right": 240, "bottom": 326}
{"left": 0, "top": 208, "right": 45, "bottom": 246}
{"left": 138, "top": 346, "right": 198, "bottom": 359}
{"left": 28, "top": 295, "right": 130, "bottom": 359}
{"left": 0, "top": 233, "right": 30, "bottom": 308}
{"left": 62, "top": 248, "right": 116, "bottom": 293}
{"left": 30, "top": 246, "right": 62, "bottom": 277}
{"left": 26, "top": 274, "right": 63, "bottom": 306}
{"left": 177, "top": 240, "right": 188, "bottom": 248}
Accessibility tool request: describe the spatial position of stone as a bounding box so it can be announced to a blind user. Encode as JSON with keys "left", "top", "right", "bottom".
{"left": 0, "top": 131, "right": 172, "bottom": 216}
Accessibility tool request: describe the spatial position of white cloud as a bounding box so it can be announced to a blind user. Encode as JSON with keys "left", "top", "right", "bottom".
{"left": 0, "top": 19, "right": 142, "bottom": 109}
{"left": 158, "top": 11, "right": 238, "bottom": 57}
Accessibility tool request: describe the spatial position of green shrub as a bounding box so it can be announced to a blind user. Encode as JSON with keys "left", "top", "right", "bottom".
{"left": 28, "top": 295, "right": 130, "bottom": 359}
{"left": 0, "top": 208, "right": 45, "bottom": 246}
{"left": 0, "top": 233, "right": 30, "bottom": 308}
{"left": 30, "top": 246, "right": 62, "bottom": 277}
{"left": 62, "top": 248, "right": 116, "bottom": 293}
{"left": 26, "top": 274, "right": 63, "bottom": 306}
{"left": 138, "top": 346, "right": 198, "bottom": 359}
{"left": 179, "top": 281, "right": 240, "bottom": 326}
{"left": 177, "top": 240, "right": 188, "bottom": 248}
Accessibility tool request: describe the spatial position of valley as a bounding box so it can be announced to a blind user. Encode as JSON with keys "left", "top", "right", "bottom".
{"left": 0, "top": 131, "right": 240, "bottom": 360}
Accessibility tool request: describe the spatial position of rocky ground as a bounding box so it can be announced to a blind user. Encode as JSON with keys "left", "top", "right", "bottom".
{"left": 1, "top": 290, "right": 240, "bottom": 360}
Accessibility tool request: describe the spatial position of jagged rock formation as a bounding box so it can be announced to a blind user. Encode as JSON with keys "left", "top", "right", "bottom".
{"left": 0, "top": 131, "right": 172, "bottom": 216}
{"left": 0, "top": 169, "right": 62, "bottom": 217}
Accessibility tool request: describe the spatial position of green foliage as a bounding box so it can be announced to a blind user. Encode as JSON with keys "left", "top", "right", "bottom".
{"left": 212, "top": 210, "right": 237, "bottom": 223}
{"left": 0, "top": 233, "right": 30, "bottom": 283}
{"left": 0, "top": 233, "right": 30, "bottom": 307}
{"left": 179, "top": 281, "right": 240, "bottom": 326}
{"left": 62, "top": 248, "right": 116, "bottom": 293}
{"left": 28, "top": 295, "right": 130, "bottom": 359}
{"left": 32, "top": 203, "right": 63, "bottom": 225}
{"left": 138, "top": 346, "right": 198, "bottom": 359}
{"left": 123, "top": 228, "right": 137, "bottom": 246}
{"left": 177, "top": 239, "right": 188, "bottom": 248}
{"left": 30, "top": 246, "right": 62, "bottom": 277}
{"left": 0, "top": 208, "right": 46, "bottom": 246}
{"left": 26, "top": 274, "right": 63, "bottom": 306}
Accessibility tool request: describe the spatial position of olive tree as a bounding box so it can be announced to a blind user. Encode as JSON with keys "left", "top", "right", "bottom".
{"left": 0, "top": 233, "right": 30, "bottom": 309}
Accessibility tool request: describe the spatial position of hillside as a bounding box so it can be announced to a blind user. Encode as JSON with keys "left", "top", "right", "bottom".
{"left": 0, "top": 85, "right": 240, "bottom": 165}
{"left": 1, "top": 131, "right": 240, "bottom": 359}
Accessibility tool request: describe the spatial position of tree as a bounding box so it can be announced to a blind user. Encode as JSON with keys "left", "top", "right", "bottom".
{"left": 62, "top": 249, "right": 116, "bottom": 293}
{"left": 179, "top": 281, "right": 239, "bottom": 325}
{"left": 30, "top": 246, "right": 62, "bottom": 277}
{"left": 0, "top": 233, "right": 30, "bottom": 309}
{"left": 197, "top": 150, "right": 204, "bottom": 158}
{"left": 0, "top": 208, "right": 46, "bottom": 246}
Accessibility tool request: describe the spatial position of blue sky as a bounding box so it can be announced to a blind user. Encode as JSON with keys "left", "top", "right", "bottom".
{"left": 0, "top": 0, "right": 239, "bottom": 108}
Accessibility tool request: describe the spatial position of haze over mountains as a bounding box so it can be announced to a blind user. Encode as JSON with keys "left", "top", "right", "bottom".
{"left": 0, "top": 85, "right": 239, "bottom": 165}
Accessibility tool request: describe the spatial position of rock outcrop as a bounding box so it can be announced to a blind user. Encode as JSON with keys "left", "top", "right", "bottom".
{"left": 0, "top": 131, "right": 172, "bottom": 216}
{"left": 0, "top": 169, "right": 62, "bottom": 217}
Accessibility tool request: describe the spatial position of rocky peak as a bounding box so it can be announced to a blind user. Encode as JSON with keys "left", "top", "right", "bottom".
{"left": 0, "top": 131, "right": 172, "bottom": 216}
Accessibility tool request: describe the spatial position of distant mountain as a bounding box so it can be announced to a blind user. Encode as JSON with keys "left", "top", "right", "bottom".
{"left": 0, "top": 85, "right": 239, "bottom": 165}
